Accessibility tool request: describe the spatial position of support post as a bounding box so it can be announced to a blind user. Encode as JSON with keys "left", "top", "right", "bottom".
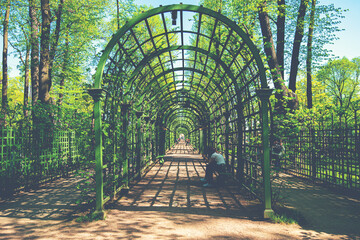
{"left": 88, "top": 88, "right": 105, "bottom": 219}
{"left": 135, "top": 111, "right": 143, "bottom": 179}
{"left": 199, "top": 128, "right": 203, "bottom": 154}
{"left": 159, "top": 126, "right": 166, "bottom": 155}
{"left": 236, "top": 103, "right": 244, "bottom": 183}
{"left": 224, "top": 112, "right": 231, "bottom": 166}
{"left": 256, "top": 88, "right": 274, "bottom": 219}
{"left": 121, "top": 103, "right": 130, "bottom": 189}
{"left": 144, "top": 116, "right": 150, "bottom": 165}
{"left": 151, "top": 120, "right": 156, "bottom": 161}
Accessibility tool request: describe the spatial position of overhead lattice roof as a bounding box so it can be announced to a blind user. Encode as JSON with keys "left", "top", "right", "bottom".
{"left": 94, "top": 4, "right": 268, "bottom": 133}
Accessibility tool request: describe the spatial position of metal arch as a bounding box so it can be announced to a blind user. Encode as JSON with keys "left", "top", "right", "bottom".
{"left": 156, "top": 100, "right": 209, "bottom": 126}
{"left": 170, "top": 120, "right": 195, "bottom": 135}
{"left": 91, "top": 4, "right": 273, "bottom": 218}
{"left": 166, "top": 110, "right": 201, "bottom": 127}
{"left": 160, "top": 108, "right": 203, "bottom": 128}
{"left": 126, "top": 44, "right": 249, "bottom": 112}
{"left": 162, "top": 105, "right": 206, "bottom": 125}
{"left": 172, "top": 123, "right": 193, "bottom": 138}
{"left": 152, "top": 91, "right": 211, "bottom": 120}
{"left": 135, "top": 64, "right": 229, "bottom": 101}
{"left": 94, "top": 4, "right": 268, "bottom": 90}
{"left": 129, "top": 47, "right": 235, "bottom": 114}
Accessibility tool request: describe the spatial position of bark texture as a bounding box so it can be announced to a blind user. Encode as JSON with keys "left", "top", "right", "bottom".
{"left": 24, "top": 46, "right": 30, "bottom": 117}
{"left": 289, "top": 0, "right": 309, "bottom": 92}
{"left": 29, "top": 0, "right": 40, "bottom": 104}
{"left": 306, "top": 0, "right": 316, "bottom": 109}
{"left": 276, "top": 0, "right": 286, "bottom": 79}
{"left": 258, "top": 1, "right": 298, "bottom": 113}
{"left": 39, "top": 0, "right": 52, "bottom": 104}
{"left": 2, "top": 0, "right": 11, "bottom": 124}
{"left": 49, "top": 0, "right": 64, "bottom": 84}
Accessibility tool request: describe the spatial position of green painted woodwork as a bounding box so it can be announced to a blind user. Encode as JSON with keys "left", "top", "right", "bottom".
{"left": 0, "top": 127, "right": 81, "bottom": 195}
{"left": 88, "top": 89, "right": 105, "bottom": 217}
{"left": 91, "top": 4, "right": 272, "bottom": 217}
{"left": 121, "top": 103, "right": 130, "bottom": 189}
{"left": 256, "top": 88, "right": 274, "bottom": 218}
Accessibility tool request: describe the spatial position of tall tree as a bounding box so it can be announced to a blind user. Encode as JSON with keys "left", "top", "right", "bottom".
{"left": 288, "top": 0, "right": 309, "bottom": 92}
{"left": 277, "top": 0, "right": 286, "bottom": 79}
{"left": 39, "top": 0, "right": 51, "bottom": 104}
{"left": 306, "top": 0, "right": 316, "bottom": 109}
{"left": 23, "top": 45, "right": 30, "bottom": 117}
{"left": 49, "top": 0, "right": 64, "bottom": 85}
{"left": 317, "top": 57, "right": 360, "bottom": 113}
{"left": 29, "top": 0, "right": 40, "bottom": 105}
{"left": 258, "top": 0, "right": 298, "bottom": 113}
{"left": 1, "top": 0, "right": 11, "bottom": 125}
{"left": 58, "top": 33, "right": 69, "bottom": 106}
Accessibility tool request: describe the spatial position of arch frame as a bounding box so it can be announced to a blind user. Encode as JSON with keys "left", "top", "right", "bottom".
{"left": 90, "top": 4, "right": 273, "bottom": 218}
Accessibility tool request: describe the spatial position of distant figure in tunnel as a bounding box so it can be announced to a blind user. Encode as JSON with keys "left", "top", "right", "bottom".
{"left": 201, "top": 147, "right": 226, "bottom": 187}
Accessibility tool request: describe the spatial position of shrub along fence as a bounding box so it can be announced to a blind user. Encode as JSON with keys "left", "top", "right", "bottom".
{"left": 0, "top": 127, "right": 85, "bottom": 196}
{"left": 280, "top": 111, "right": 360, "bottom": 193}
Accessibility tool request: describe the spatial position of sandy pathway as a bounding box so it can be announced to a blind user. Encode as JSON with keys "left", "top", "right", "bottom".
{"left": 0, "top": 145, "right": 358, "bottom": 239}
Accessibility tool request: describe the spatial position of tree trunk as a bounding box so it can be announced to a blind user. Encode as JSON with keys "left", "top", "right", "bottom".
{"left": 39, "top": 0, "right": 52, "bottom": 104}
{"left": 1, "top": 0, "right": 10, "bottom": 125}
{"left": 258, "top": 0, "right": 298, "bottom": 113}
{"left": 306, "top": 0, "right": 316, "bottom": 109}
{"left": 289, "top": 0, "right": 309, "bottom": 92}
{"left": 29, "top": 0, "right": 40, "bottom": 105}
{"left": 49, "top": 0, "right": 64, "bottom": 85}
{"left": 58, "top": 36, "right": 69, "bottom": 106}
{"left": 276, "top": 0, "right": 286, "bottom": 79}
{"left": 24, "top": 46, "right": 30, "bottom": 117}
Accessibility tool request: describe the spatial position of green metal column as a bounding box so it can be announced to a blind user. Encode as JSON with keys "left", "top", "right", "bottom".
{"left": 224, "top": 112, "right": 231, "bottom": 165}
{"left": 167, "top": 128, "right": 170, "bottom": 151}
{"left": 199, "top": 128, "right": 203, "bottom": 154}
{"left": 144, "top": 116, "right": 150, "bottom": 165}
{"left": 121, "top": 103, "right": 130, "bottom": 189}
{"left": 256, "top": 88, "right": 274, "bottom": 219}
{"left": 135, "top": 111, "right": 143, "bottom": 179}
{"left": 88, "top": 88, "right": 105, "bottom": 219}
{"left": 151, "top": 120, "right": 156, "bottom": 161}
{"left": 236, "top": 103, "right": 244, "bottom": 183}
{"left": 159, "top": 125, "right": 166, "bottom": 155}
{"left": 203, "top": 126, "right": 208, "bottom": 155}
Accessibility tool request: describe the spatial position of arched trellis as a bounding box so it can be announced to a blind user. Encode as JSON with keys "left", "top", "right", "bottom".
{"left": 89, "top": 4, "right": 273, "bottom": 218}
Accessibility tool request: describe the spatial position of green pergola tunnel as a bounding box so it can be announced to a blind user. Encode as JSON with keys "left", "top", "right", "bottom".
{"left": 88, "top": 4, "right": 274, "bottom": 218}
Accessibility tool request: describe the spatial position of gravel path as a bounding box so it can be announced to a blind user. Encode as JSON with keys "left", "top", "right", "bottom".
{"left": 0, "top": 144, "right": 358, "bottom": 239}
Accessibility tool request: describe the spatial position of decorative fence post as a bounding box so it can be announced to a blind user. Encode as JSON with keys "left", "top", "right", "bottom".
{"left": 88, "top": 88, "right": 105, "bottom": 219}
{"left": 235, "top": 103, "right": 244, "bottom": 183}
{"left": 256, "top": 88, "right": 274, "bottom": 218}
{"left": 199, "top": 127, "right": 203, "bottom": 154}
{"left": 224, "top": 111, "right": 231, "bottom": 166}
{"left": 135, "top": 111, "right": 143, "bottom": 179}
{"left": 151, "top": 120, "right": 156, "bottom": 161}
{"left": 121, "top": 103, "right": 130, "bottom": 189}
{"left": 144, "top": 116, "right": 150, "bottom": 165}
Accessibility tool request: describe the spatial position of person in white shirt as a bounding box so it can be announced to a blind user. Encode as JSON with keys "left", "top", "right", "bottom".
{"left": 201, "top": 147, "right": 226, "bottom": 187}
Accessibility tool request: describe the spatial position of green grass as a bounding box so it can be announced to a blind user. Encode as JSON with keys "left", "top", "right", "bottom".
{"left": 269, "top": 213, "right": 297, "bottom": 224}
{"left": 75, "top": 211, "right": 104, "bottom": 223}
{"left": 270, "top": 207, "right": 306, "bottom": 226}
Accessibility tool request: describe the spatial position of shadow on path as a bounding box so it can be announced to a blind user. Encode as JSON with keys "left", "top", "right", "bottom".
{"left": 273, "top": 172, "right": 360, "bottom": 238}
{"left": 110, "top": 146, "right": 262, "bottom": 220}
{"left": 0, "top": 175, "right": 83, "bottom": 221}
{"left": 0, "top": 143, "right": 358, "bottom": 239}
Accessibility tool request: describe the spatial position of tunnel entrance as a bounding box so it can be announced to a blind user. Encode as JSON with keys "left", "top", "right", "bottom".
{"left": 89, "top": 4, "right": 273, "bottom": 218}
